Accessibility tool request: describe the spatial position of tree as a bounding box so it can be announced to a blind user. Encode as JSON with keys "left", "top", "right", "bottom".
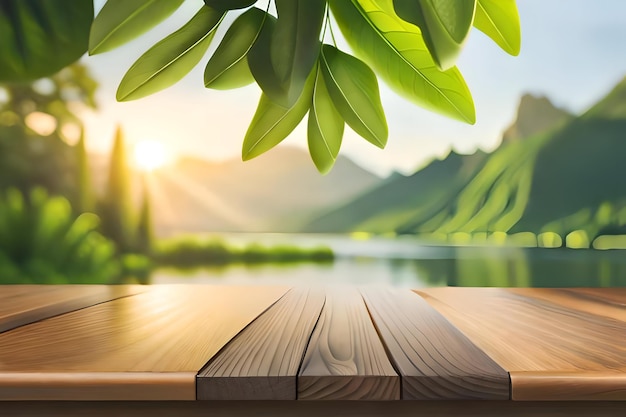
{"left": 99, "top": 126, "right": 134, "bottom": 253}
{"left": 75, "top": 126, "right": 94, "bottom": 213}
{"left": 0, "top": 0, "right": 521, "bottom": 174}
{"left": 135, "top": 176, "right": 154, "bottom": 255}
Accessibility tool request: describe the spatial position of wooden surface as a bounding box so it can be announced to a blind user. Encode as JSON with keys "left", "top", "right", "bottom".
{"left": 0, "top": 285, "right": 144, "bottom": 333}
{"left": 297, "top": 288, "right": 399, "bottom": 400}
{"left": 197, "top": 288, "right": 325, "bottom": 400}
{"left": 417, "top": 287, "right": 626, "bottom": 400}
{"left": 361, "top": 288, "right": 509, "bottom": 400}
{"left": 0, "top": 285, "right": 287, "bottom": 400}
{"left": 0, "top": 285, "right": 624, "bottom": 403}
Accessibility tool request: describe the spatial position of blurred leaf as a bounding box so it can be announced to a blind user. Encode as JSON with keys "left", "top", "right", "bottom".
{"left": 270, "top": 0, "right": 326, "bottom": 107}
{"left": 332, "top": 0, "right": 475, "bottom": 124}
{"left": 308, "top": 65, "right": 345, "bottom": 174}
{"left": 89, "top": 0, "right": 184, "bottom": 55}
{"left": 117, "top": 7, "right": 224, "bottom": 101}
{"left": 204, "top": 7, "right": 265, "bottom": 90}
{"left": 474, "top": 0, "right": 521, "bottom": 55}
{"left": 204, "top": 0, "right": 256, "bottom": 11}
{"left": 242, "top": 67, "right": 316, "bottom": 161}
{"left": 248, "top": 13, "right": 283, "bottom": 101}
{"left": 0, "top": 0, "right": 93, "bottom": 82}
{"left": 393, "top": 0, "right": 476, "bottom": 70}
{"left": 320, "top": 44, "right": 387, "bottom": 148}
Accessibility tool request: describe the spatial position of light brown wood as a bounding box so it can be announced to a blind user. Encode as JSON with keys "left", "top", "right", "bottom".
{"left": 298, "top": 287, "right": 399, "bottom": 400}
{"left": 511, "top": 372, "right": 626, "bottom": 401}
{"left": 1, "top": 401, "right": 625, "bottom": 417}
{"left": 417, "top": 287, "right": 626, "bottom": 401}
{"left": 197, "top": 287, "right": 325, "bottom": 400}
{"left": 508, "top": 288, "right": 626, "bottom": 323}
{"left": 0, "top": 372, "right": 192, "bottom": 401}
{"left": 361, "top": 288, "right": 509, "bottom": 400}
{"left": 0, "top": 285, "right": 288, "bottom": 400}
{"left": 0, "top": 285, "right": 144, "bottom": 333}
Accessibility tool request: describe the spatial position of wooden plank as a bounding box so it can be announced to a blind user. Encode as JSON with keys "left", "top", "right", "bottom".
{"left": 2, "top": 400, "right": 626, "bottom": 417}
{"left": 361, "top": 288, "right": 509, "bottom": 400}
{"left": 0, "top": 285, "right": 288, "bottom": 400}
{"left": 511, "top": 372, "right": 626, "bottom": 401}
{"left": 417, "top": 288, "right": 626, "bottom": 400}
{"left": 508, "top": 288, "right": 626, "bottom": 323}
{"left": 298, "top": 288, "right": 399, "bottom": 400}
{"left": 0, "top": 285, "right": 145, "bottom": 333}
{"left": 197, "top": 288, "right": 325, "bottom": 400}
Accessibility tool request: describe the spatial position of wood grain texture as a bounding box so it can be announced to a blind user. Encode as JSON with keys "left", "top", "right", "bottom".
{"left": 417, "top": 288, "right": 626, "bottom": 401}
{"left": 0, "top": 285, "right": 288, "bottom": 400}
{"left": 0, "top": 285, "right": 144, "bottom": 333}
{"left": 361, "top": 288, "right": 509, "bottom": 400}
{"left": 197, "top": 288, "right": 325, "bottom": 400}
{"left": 1, "top": 401, "right": 625, "bottom": 417}
{"left": 511, "top": 372, "right": 626, "bottom": 401}
{"left": 507, "top": 288, "right": 626, "bottom": 323}
{"left": 298, "top": 288, "right": 399, "bottom": 400}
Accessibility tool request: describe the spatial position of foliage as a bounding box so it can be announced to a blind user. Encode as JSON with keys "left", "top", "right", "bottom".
{"left": 85, "top": 0, "right": 520, "bottom": 173}
{"left": 154, "top": 237, "right": 334, "bottom": 268}
{"left": 0, "top": 188, "right": 120, "bottom": 284}
{"left": 0, "top": 0, "right": 93, "bottom": 82}
{"left": 0, "top": 63, "right": 98, "bottom": 199}
{"left": 98, "top": 126, "right": 135, "bottom": 252}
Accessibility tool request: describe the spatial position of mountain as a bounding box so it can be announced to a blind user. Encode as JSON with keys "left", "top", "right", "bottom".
{"left": 91, "top": 146, "right": 382, "bottom": 235}
{"left": 502, "top": 93, "right": 572, "bottom": 143}
{"left": 302, "top": 150, "right": 487, "bottom": 233}
{"left": 302, "top": 82, "right": 626, "bottom": 241}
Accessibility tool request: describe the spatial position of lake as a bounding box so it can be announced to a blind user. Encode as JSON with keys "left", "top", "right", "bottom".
{"left": 150, "top": 234, "right": 626, "bottom": 287}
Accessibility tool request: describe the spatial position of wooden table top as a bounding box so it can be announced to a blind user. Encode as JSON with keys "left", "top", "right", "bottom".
{"left": 0, "top": 285, "right": 624, "bottom": 402}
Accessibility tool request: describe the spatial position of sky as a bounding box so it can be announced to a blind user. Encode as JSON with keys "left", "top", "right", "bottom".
{"left": 78, "top": 0, "right": 626, "bottom": 176}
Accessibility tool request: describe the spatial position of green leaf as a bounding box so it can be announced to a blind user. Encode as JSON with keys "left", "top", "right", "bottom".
{"left": 89, "top": 0, "right": 184, "bottom": 55}
{"left": 332, "top": 0, "right": 475, "bottom": 124}
{"left": 204, "top": 0, "right": 256, "bottom": 11}
{"left": 248, "top": 13, "right": 283, "bottom": 102}
{"left": 242, "top": 68, "right": 316, "bottom": 161}
{"left": 117, "top": 7, "right": 224, "bottom": 101}
{"left": 270, "top": 0, "right": 326, "bottom": 107}
{"left": 474, "top": 0, "right": 520, "bottom": 55}
{"left": 204, "top": 7, "right": 265, "bottom": 90}
{"left": 308, "top": 65, "right": 345, "bottom": 174}
{"left": 0, "top": 0, "right": 93, "bottom": 82}
{"left": 320, "top": 44, "right": 387, "bottom": 148}
{"left": 393, "top": 0, "right": 476, "bottom": 70}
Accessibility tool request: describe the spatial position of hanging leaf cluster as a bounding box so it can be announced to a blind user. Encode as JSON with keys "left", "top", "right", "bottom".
{"left": 89, "top": 0, "right": 521, "bottom": 174}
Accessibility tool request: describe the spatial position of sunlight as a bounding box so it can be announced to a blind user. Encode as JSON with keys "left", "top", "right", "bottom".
{"left": 133, "top": 139, "right": 169, "bottom": 171}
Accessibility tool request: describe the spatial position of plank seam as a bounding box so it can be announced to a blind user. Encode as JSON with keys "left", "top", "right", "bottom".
{"left": 0, "top": 290, "right": 145, "bottom": 336}
{"left": 359, "top": 290, "right": 404, "bottom": 400}
{"left": 195, "top": 287, "right": 294, "bottom": 400}
{"left": 294, "top": 291, "right": 326, "bottom": 400}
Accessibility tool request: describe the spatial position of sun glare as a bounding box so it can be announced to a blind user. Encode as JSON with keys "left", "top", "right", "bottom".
{"left": 133, "top": 140, "right": 169, "bottom": 171}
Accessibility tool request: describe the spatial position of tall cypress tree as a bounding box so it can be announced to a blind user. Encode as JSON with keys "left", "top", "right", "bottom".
{"left": 75, "top": 126, "right": 93, "bottom": 213}
{"left": 135, "top": 175, "right": 153, "bottom": 255}
{"left": 99, "top": 126, "right": 133, "bottom": 252}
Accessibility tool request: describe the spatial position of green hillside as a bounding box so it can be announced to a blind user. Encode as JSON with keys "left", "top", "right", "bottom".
{"left": 303, "top": 76, "right": 626, "bottom": 244}
{"left": 301, "top": 150, "right": 487, "bottom": 233}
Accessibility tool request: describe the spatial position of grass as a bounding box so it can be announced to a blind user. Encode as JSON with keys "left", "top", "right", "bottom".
{"left": 152, "top": 237, "right": 334, "bottom": 269}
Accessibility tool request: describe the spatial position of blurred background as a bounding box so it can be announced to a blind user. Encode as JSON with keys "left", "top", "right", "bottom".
{"left": 2, "top": 0, "right": 626, "bottom": 287}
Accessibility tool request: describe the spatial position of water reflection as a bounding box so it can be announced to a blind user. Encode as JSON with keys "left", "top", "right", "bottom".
{"left": 150, "top": 245, "right": 626, "bottom": 288}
